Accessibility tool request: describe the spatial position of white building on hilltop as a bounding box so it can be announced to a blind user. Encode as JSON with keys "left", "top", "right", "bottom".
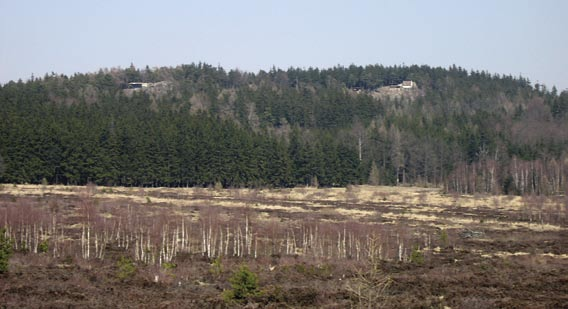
{"left": 128, "top": 82, "right": 151, "bottom": 89}
{"left": 400, "top": 80, "right": 414, "bottom": 89}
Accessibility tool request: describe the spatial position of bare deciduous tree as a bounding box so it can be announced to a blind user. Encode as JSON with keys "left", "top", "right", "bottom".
{"left": 345, "top": 234, "right": 392, "bottom": 308}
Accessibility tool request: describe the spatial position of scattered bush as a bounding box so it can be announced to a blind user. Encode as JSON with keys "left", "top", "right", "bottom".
{"left": 410, "top": 245, "right": 424, "bottom": 265}
{"left": 210, "top": 256, "right": 223, "bottom": 278}
{"left": 38, "top": 239, "right": 49, "bottom": 253}
{"left": 440, "top": 229, "right": 449, "bottom": 248}
{"left": 256, "top": 285, "right": 285, "bottom": 304}
{"left": 293, "top": 263, "right": 334, "bottom": 279}
{"left": 223, "top": 265, "right": 259, "bottom": 303}
{"left": 0, "top": 228, "right": 13, "bottom": 273}
{"left": 20, "top": 240, "right": 29, "bottom": 254}
{"left": 116, "top": 256, "right": 137, "bottom": 280}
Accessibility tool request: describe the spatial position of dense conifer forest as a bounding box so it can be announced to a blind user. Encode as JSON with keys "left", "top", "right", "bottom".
{"left": 1, "top": 63, "right": 567, "bottom": 194}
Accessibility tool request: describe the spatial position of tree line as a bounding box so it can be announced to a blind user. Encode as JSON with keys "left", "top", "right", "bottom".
{"left": 0, "top": 63, "right": 567, "bottom": 194}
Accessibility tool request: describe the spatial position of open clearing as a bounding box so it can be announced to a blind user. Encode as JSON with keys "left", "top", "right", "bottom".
{"left": 1, "top": 184, "right": 567, "bottom": 308}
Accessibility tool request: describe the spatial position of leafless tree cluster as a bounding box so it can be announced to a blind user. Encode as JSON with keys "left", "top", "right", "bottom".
{"left": 447, "top": 155, "right": 567, "bottom": 195}
{"left": 0, "top": 194, "right": 435, "bottom": 266}
{"left": 1, "top": 204, "right": 54, "bottom": 254}
{"left": 519, "top": 194, "right": 567, "bottom": 225}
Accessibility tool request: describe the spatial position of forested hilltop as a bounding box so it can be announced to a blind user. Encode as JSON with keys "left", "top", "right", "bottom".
{"left": 1, "top": 63, "right": 567, "bottom": 194}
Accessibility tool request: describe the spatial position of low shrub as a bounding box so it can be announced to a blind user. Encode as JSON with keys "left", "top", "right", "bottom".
{"left": 39, "top": 239, "right": 49, "bottom": 253}
{"left": 116, "top": 256, "right": 136, "bottom": 281}
{"left": 0, "top": 228, "right": 13, "bottom": 273}
{"left": 209, "top": 256, "right": 223, "bottom": 278}
{"left": 410, "top": 245, "right": 424, "bottom": 265}
{"left": 223, "top": 265, "right": 259, "bottom": 303}
{"left": 440, "top": 229, "right": 449, "bottom": 248}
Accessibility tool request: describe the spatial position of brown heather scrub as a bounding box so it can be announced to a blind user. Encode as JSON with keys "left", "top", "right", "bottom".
{"left": 0, "top": 184, "right": 566, "bottom": 308}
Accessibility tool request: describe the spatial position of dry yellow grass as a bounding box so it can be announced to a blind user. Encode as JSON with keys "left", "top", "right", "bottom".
{"left": 3, "top": 184, "right": 565, "bottom": 230}
{"left": 471, "top": 250, "right": 568, "bottom": 259}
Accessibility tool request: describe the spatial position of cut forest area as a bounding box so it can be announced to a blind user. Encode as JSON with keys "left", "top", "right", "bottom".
{"left": 1, "top": 184, "right": 567, "bottom": 308}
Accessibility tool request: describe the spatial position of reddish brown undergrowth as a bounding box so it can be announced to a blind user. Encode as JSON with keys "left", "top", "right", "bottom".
{"left": 0, "top": 184, "right": 566, "bottom": 308}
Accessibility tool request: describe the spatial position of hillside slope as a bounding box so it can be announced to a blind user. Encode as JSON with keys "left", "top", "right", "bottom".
{"left": 0, "top": 63, "right": 567, "bottom": 194}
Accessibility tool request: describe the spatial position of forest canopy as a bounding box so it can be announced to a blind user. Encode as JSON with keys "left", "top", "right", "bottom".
{"left": 1, "top": 63, "right": 567, "bottom": 195}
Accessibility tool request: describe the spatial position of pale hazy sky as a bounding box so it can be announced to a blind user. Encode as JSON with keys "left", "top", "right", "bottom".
{"left": 1, "top": 0, "right": 567, "bottom": 90}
